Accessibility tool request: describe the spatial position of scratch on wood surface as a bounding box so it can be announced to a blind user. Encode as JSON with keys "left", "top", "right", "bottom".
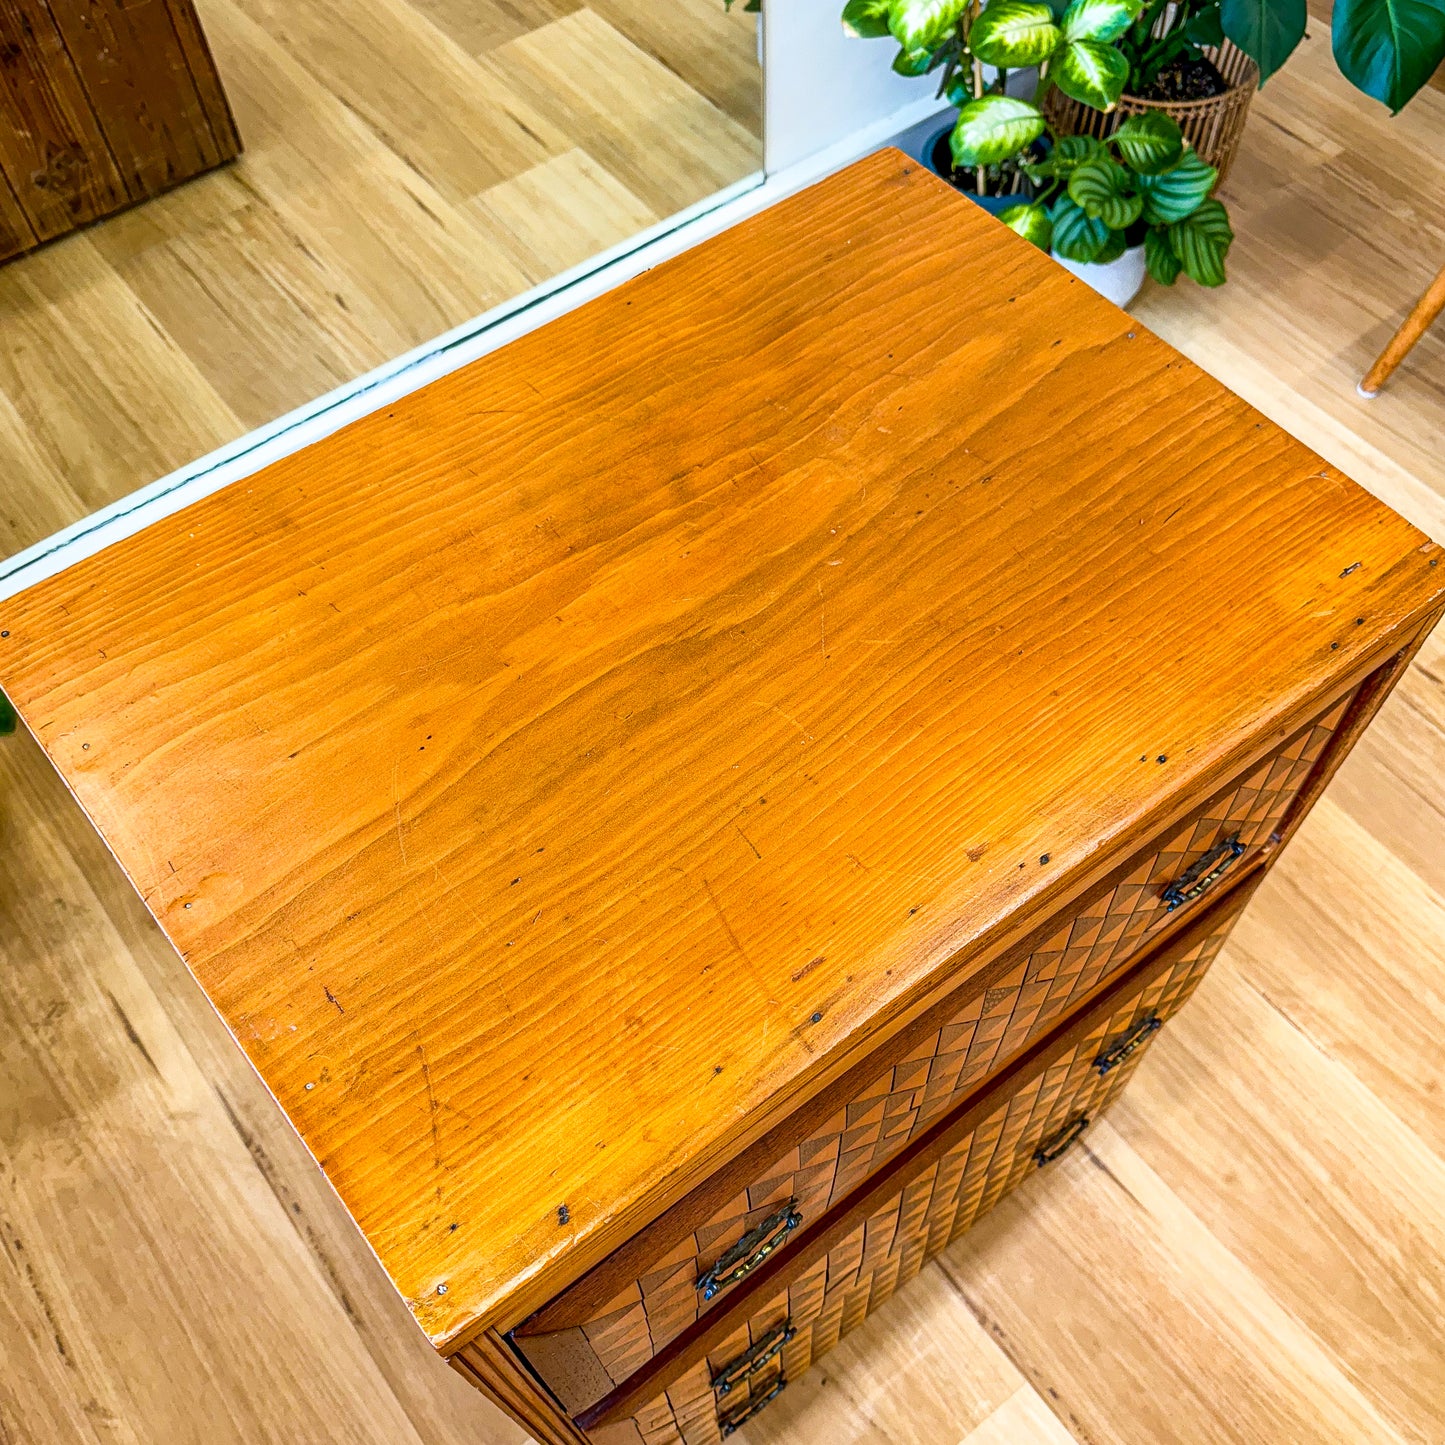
{"left": 391, "top": 759, "right": 408, "bottom": 865}
{"left": 735, "top": 823, "right": 762, "bottom": 860}
{"left": 792, "top": 954, "right": 826, "bottom": 983}
{"left": 415, "top": 1037, "right": 444, "bottom": 1197}
{"left": 703, "top": 878, "right": 759, "bottom": 978}
{"left": 763, "top": 702, "right": 814, "bottom": 743}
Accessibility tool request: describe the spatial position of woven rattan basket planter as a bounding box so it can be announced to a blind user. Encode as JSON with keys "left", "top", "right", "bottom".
{"left": 1042, "top": 42, "right": 1258, "bottom": 187}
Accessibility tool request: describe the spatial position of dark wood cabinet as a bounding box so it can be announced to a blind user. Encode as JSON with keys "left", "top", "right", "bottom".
{"left": 0, "top": 0, "right": 240, "bottom": 261}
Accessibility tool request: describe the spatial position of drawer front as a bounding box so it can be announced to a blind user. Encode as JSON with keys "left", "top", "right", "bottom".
{"left": 516, "top": 690, "right": 1349, "bottom": 1401}
{"left": 588, "top": 909, "right": 1230, "bottom": 1445}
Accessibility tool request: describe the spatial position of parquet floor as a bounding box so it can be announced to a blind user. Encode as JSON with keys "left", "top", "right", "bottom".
{"left": 3, "top": 20, "right": 1445, "bottom": 1445}
{"left": 0, "top": 0, "right": 761, "bottom": 564}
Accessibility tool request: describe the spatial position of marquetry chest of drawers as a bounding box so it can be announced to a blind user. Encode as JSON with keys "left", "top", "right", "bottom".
{"left": 2, "top": 151, "right": 1441, "bottom": 1445}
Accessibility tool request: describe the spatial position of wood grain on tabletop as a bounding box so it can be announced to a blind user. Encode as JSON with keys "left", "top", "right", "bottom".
{"left": 0, "top": 150, "right": 1440, "bottom": 1353}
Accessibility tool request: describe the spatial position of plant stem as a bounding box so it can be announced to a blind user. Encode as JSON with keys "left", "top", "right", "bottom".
{"left": 972, "top": 56, "right": 986, "bottom": 194}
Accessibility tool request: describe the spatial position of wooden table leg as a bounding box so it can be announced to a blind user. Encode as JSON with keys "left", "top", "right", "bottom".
{"left": 1358, "top": 262, "right": 1445, "bottom": 397}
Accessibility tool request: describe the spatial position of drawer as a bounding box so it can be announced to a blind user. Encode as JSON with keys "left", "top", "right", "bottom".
{"left": 577, "top": 888, "right": 1243, "bottom": 1445}
{"left": 511, "top": 690, "right": 1352, "bottom": 1406}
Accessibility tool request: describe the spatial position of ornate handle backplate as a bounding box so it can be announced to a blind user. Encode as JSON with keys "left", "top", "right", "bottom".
{"left": 711, "top": 1320, "right": 796, "bottom": 1395}
{"left": 1034, "top": 1115, "right": 1089, "bottom": 1165}
{"left": 1094, "top": 1013, "right": 1162, "bottom": 1075}
{"left": 1161, "top": 834, "right": 1245, "bottom": 911}
{"left": 719, "top": 1377, "right": 787, "bottom": 1435}
{"left": 697, "top": 1202, "right": 803, "bottom": 1301}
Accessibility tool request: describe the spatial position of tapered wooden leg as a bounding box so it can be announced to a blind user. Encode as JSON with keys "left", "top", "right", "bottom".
{"left": 1358, "top": 262, "right": 1445, "bottom": 396}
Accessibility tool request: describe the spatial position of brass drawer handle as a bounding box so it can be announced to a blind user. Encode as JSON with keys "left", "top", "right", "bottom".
{"left": 1161, "top": 834, "right": 1245, "bottom": 911}
{"left": 697, "top": 1202, "right": 803, "bottom": 1300}
{"left": 1094, "top": 1013, "right": 1162, "bottom": 1075}
{"left": 719, "top": 1377, "right": 787, "bottom": 1435}
{"left": 711, "top": 1320, "right": 796, "bottom": 1395}
{"left": 1034, "top": 1115, "right": 1088, "bottom": 1165}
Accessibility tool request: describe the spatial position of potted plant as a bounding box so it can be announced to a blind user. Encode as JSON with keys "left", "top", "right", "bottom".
{"left": 1042, "top": 0, "right": 1258, "bottom": 184}
{"left": 843, "top": 0, "right": 1233, "bottom": 300}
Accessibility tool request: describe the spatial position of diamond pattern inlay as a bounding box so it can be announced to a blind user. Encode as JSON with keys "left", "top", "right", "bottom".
{"left": 595, "top": 917, "right": 1232, "bottom": 1445}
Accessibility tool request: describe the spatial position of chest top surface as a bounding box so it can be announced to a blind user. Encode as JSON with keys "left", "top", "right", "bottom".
{"left": 1, "top": 151, "right": 1440, "bottom": 1351}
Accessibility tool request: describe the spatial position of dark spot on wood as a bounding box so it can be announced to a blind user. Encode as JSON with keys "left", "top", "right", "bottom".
{"left": 557, "top": 1204, "right": 570, "bottom": 1225}
{"left": 1340, "top": 562, "right": 1361, "bottom": 577}
{"left": 105, "top": 990, "right": 159, "bottom": 1076}
{"left": 1039, "top": 854, "right": 1050, "bottom": 864}
{"left": 810, "top": 1012, "right": 823, "bottom": 1024}
{"left": 1157, "top": 755, "right": 1168, "bottom": 763}
{"left": 966, "top": 842, "right": 989, "bottom": 862}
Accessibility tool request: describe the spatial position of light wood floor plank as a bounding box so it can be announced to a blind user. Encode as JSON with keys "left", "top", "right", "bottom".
{"left": 0, "top": 0, "right": 760, "bottom": 563}
{"left": 1110, "top": 926, "right": 1445, "bottom": 1442}
{"left": 490, "top": 11, "right": 762, "bottom": 221}
{"left": 0, "top": 238, "right": 241, "bottom": 522}
{"left": 942, "top": 1114, "right": 1412, "bottom": 1445}
{"left": 737, "top": 1265, "right": 1041, "bottom": 1445}
{"left": 216, "top": 0, "right": 565, "bottom": 203}
{"left": 956, "top": 1387, "right": 1076, "bottom": 1445}
{"left": 468, "top": 150, "right": 660, "bottom": 285}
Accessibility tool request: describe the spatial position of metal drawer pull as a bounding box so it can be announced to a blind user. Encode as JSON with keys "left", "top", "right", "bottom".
{"left": 1034, "top": 1115, "right": 1089, "bottom": 1165}
{"left": 697, "top": 1201, "right": 803, "bottom": 1300}
{"left": 1094, "top": 1013, "right": 1162, "bottom": 1075}
{"left": 719, "top": 1377, "right": 787, "bottom": 1435}
{"left": 711, "top": 1320, "right": 796, "bottom": 1395}
{"left": 1161, "top": 834, "right": 1245, "bottom": 911}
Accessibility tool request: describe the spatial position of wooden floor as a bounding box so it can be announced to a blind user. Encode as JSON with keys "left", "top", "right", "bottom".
{"left": 3, "top": 25, "right": 1445, "bottom": 1445}
{"left": 0, "top": 0, "right": 761, "bottom": 565}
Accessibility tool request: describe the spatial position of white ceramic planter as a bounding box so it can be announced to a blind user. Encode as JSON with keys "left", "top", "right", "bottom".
{"left": 1052, "top": 244, "right": 1148, "bottom": 309}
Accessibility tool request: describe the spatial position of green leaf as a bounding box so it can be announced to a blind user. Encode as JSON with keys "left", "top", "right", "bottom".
{"left": 971, "top": 0, "right": 1065, "bottom": 64}
{"left": 1068, "top": 156, "right": 1143, "bottom": 227}
{"left": 1137, "top": 146, "right": 1217, "bottom": 221}
{"left": 1111, "top": 113, "right": 1184, "bottom": 173}
{"left": 1053, "top": 37, "right": 1131, "bottom": 107}
{"left": 1220, "top": 0, "right": 1306, "bottom": 82}
{"left": 841, "top": 0, "right": 895, "bottom": 38}
{"left": 1094, "top": 227, "right": 1129, "bottom": 263}
{"left": 999, "top": 202, "right": 1055, "bottom": 250}
{"left": 1061, "top": 0, "right": 1144, "bottom": 42}
{"left": 892, "top": 44, "right": 938, "bottom": 72}
{"left": 1144, "top": 225, "right": 1183, "bottom": 283}
{"left": 1184, "top": 1, "right": 1226, "bottom": 45}
{"left": 950, "top": 95, "right": 1048, "bottom": 166}
{"left": 1050, "top": 193, "right": 1112, "bottom": 260}
{"left": 1169, "top": 197, "right": 1234, "bottom": 284}
{"left": 1331, "top": 0, "right": 1445, "bottom": 110}
{"left": 0, "top": 692, "right": 15, "bottom": 736}
{"left": 889, "top": 0, "right": 970, "bottom": 48}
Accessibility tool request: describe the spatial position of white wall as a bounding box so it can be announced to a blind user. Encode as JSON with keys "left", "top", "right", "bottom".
{"left": 762, "top": 0, "right": 947, "bottom": 172}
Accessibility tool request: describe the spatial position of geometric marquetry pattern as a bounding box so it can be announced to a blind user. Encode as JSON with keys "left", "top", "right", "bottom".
{"left": 546, "top": 690, "right": 1350, "bottom": 1399}
{"left": 595, "top": 915, "right": 1232, "bottom": 1445}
